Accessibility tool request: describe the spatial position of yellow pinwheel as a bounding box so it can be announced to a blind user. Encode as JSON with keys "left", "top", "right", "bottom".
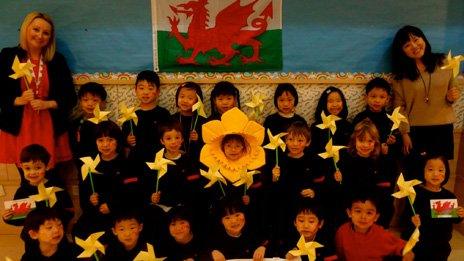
{"left": 80, "top": 155, "right": 102, "bottom": 193}
{"left": 440, "top": 50, "right": 464, "bottom": 78}
{"left": 316, "top": 111, "right": 341, "bottom": 135}
{"left": 392, "top": 173, "right": 422, "bottom": 214}
{"left": 75, "top": 231, "right": 105, "bottom": 259}
{"left": 29, "top": 182, "right": 63, "bottom": 208}
{"left": 134, "top": 243, "right": 166, "bottom": 261}
{"left": 201, "top": 165, "right": 227, "bottom": 196}
{"left": 117, "top": 103, "right": 138, "bottom": 135}
{"left": 288, "top": 236, "right": 324, "bottom": 261}
{"left": 387, "top": 107, "right": 408, "bottom": 132}
{"left": 192, "top": 94, "right": 207, "bottom": 118}
{"left": 318, "top": 138, "right": 346, "bottom": 165}
{"left": 402, "top": 227, "right": 420, "bottom": 255}
{"left": 146, "top": 148, "right": 176, "bottom": 192}
{"left": 234, "top": 169, "right": 260, "bottom": 195}
{"left": 245, "top": 93, "right": 266, "bottom": 119}
{"left": 9, "top": 55, "right": 34, "bottom": 84}
{"left": 88, "top": 104, "right": 110, "bottom": 124}
{"left": 263, "top": 129, "right": 287, "bottom": 166}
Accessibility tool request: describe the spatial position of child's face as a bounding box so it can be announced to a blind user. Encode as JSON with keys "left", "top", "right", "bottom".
{"left": 277, "top": 91, "right": 295, "bottom": 115}
{"left": 286, "top": 133, "right": 309, "bottom": 157}
{"left": 135, "top": 80, "right": 159, "bottom": 106}
{"left": 161, "top": 129, "right": 183, "bottom": 154}
{"left": 214, "top": 94, "right": 236, "bottom": 115}
{"left": 366, "top": 88, "right": 389, "bottom": 112}
{"left": 80, "top": 93, "right": 103, "bottom": 117}
{"left": 222, "top": 212, "right": 245, "bottom": 237}
{"left": 112, "top": 219, "right": 143, "bottom": 251}
{"left": 355, "top": 133, "right": 375, "bottom": 158}
{"left": 178, "top": 88, "right": 198, "bottom": 114}
{"left": 96, "top": 136, "right": 118, "bottom": 160}
{"left": 424, "top": 158, "right": 446, "bottom": 189}
{"left": 294, "top": 211, "right": 323, "bottom": 241}
{"left": 29, "top": 218, "right": 64, "bottom": 247}
{"left": 21, "top": 160, "right": 47, "bottom": 186}
{"left": 347, "top": 200, "right": 379, "bottom": 233}
{"left": 169, "top": 219, "right": 192, "bottom": 243}
{"left": 223, "top": 139, "right": 246, "bottom": 161}
{"left": 327, "top": 92, "right": 343, "bottom": 116}
{"left": 402, "top": 34, "right": 426, "bottom": 60}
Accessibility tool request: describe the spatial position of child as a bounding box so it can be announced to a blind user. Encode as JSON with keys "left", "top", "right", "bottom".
{"left": 20, "top": 208, "right": 74, "bottom": 260}
{"left": 335, "top": 191, "right": 414, "bottom": 261}
{"left": 2, "top": 144, "right": 74, "bottom": 227}
{"left": 404, "top": 154, "right": 464, "bottom": 260}
{"left": 209, "top": 198, "right": 267, "bottom": 261}
{"left": 208, "top": 81, "right": 240, "bottom": 121}
{"left": 282, "top": 201, "right": 337, "bottom": 261}
{"left": 70, "top": 81, "right": 107, "bottom": 158}
{"left": 263, "top": 83, "right": 307, "bottom": 136}
{"left": 123, "top": 70, "right": 171, "bottom": 162}
{"left": 171, "top": 81, "right": 206, "bottom": 165}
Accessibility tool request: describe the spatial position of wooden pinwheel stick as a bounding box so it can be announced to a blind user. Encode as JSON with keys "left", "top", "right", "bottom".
{"left": 275, "top": 149, "right": 279, "bottom": 167}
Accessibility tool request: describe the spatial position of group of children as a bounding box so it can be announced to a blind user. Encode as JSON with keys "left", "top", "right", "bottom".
{"left": 2, "top": 69, "right": 464, "bottom": 261}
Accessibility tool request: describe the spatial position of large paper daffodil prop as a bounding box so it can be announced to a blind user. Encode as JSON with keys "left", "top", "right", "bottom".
{"left": 134, "top": 243, "right": 166, "bottom": 261}
{"left": 402, "top": 227, "right": 420, "bottom": 256}
{"left": 316, "top": 111, "right": 341, "bottom": 135}
{"left": 146, "top": 148, "right": 176, "bottom": 192}
{"left": 117, "top": 103, "right": 138, "bottom": 134}
{"left": 88, "top": 104, "right": 110, "bottom": 125}
{"left": 191, "top": 94, "right": 207, "bottom": 131}
{"left": 9, "top": 55, "right": 34, "bottom": 87}
{"left": 201, "top": 165, "right": 227, "bottom": 197}
{"left": 234, "top": 169, "right": 260, "bottom": 195}
{"left": 80, "top": 155, "right": 102, "bottom": 193}
{"left": 29, "top": 182, "right": 63, "bottom": 208}
{"left": 200, "top": 108, "right": 265, "bottom": 183}
{"left": 263, "top": 129, "right": 287, "bottom": 167}
{"left": 440, "top": 50, "right": 464, "bottom": 78}
{"left": 318, "top": 138, "right": 346, "bottom": 173}
{"left": 387, "top": 107, "right": 408, "bottom": 134}
{"left": 245, "top": 93, "right": 266, "bottom": 119}
{"left": 75, "top": 231, "right": 105, "bottom": 260}
{"left": 288, "top": 236, "right": 324, "bottom": 261}
{"left": 392, "top": 173, "right": 422, "bottom": 215}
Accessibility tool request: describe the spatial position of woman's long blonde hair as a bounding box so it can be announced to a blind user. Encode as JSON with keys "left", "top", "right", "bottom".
{"left": 19, "top": 11, "right": 56, "bottom": 62}
{"left": 348, "top": 118, "right": 381, "bottom": 158}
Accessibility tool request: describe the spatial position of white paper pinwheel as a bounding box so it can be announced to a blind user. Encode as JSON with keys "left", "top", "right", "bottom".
{"left": 201, "top": 165, "right": 227, "bottom": 189}
{"left": 316, "top": 111, "right": 341, "bottom": 135}
{"left": 133, "top": 243, "right": 166, "bottom": 261}
{"left": 88, "top": 104, "right": 110, "bottom": 124}
{"left": 117, "top": 102, "right": 138, "bottom": 126}
{"left": 318, "top": 138, "right": 346, "bottom": 164}
{"left": 80, "top": 155, "right": 102, "bottom": 193}
{"left": 29, "top": 182, "right": 63, "bottom": 207}
{"left": 146, "top": 148, "right": 176, "bottom": 192}
{"left": 192, "top": 94, "right": 207, "bottom": 118}
{"left": 288, "top": 235, "right": 324, "bottom": 261}
{"left": 392, "top": 173, "right": 422, "bottom": 203}
{"left": 387, "top": 107, "right": 408, "bottom": 132}
{"left": 75, "top": 231, "right": 105, "bottom": 258}
{"left": 402, "top": 227, "right": 420, "bottom": 255}
{"left": 234, "top": 169, "right": 260, "bottom": 189}
{"left": 440, "top": 50, "right": 464, "bottom": 78}
{"left": 245, "top": 93, "right": 266, "bottom": 118}
{"left": 9, "top": 55, "right": 34, "bottom": 84}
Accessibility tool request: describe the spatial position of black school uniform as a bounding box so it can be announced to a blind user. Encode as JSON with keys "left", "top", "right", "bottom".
{"left": 21, "top": 239, "right": 75, "bottom": 261}
{"left": 172, "top": 112, "right": 206, "bottom": 169}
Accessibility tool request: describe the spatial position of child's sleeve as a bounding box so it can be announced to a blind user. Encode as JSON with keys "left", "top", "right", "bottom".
{"left": 384, "top": 230, "right": 406, "bottom": 257}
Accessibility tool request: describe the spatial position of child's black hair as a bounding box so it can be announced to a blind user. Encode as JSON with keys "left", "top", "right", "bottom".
{"left": 216, "top": 197, "right": 246, "bottom": 220}
{"left": 365, "top": 77, "right": 392, "bottom": 96}
{"left": 20, "top": 144, "right": 51, "bottom": 165}
{"left": 274, "top": 83, "right": 299, "bottom": 108}
{"left": 210, "top": 81, "right": 240, "bottom": 117}
{"left": 220, "top": 134, "right": 249, "bottom": 154}
{"left": 347, "top": 189, "right": 380, "bottom": 212}
{"left": 175, "top": 81, "right": 204, "bottom": 108}
{"left": 21, "top": 208, "right": 63, "bottom": 242}
{"left": 294, "top": 200, "right": 324, "bottom": 221}
{"left": 419, "top": 153, "right": 450, "bottom": 185}
{"left": 78, "top": 82, "right": 107, "bottom": 101}
{"left": 95, "top": 120, "right": 125, "bottom": 155}
{"left": 158, "top": 119, "right": 183, "bottom": 140}
{"left": 111, "top": 208, "right": 143, "bottom": 227}
{"left": 136, "top": 70, "right": 160, "bottom": 88}
{"left": 314, "top": 86, "right": 348, "bottom": 121}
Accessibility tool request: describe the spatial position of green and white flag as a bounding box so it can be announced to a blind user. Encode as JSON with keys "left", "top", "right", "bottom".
{"left": 152, "top": 0, "right": 282, "bottom": 72}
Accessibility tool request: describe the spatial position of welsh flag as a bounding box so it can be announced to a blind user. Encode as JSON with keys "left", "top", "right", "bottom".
{"left": 152, "top": 0, "right": 282, "bottom": 72}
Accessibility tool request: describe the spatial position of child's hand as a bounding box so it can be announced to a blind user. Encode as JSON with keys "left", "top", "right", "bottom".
{"left": 446, "top": 87, "right": 460, "bottom": 103}
{"left": 242, "top": 195, "right": 250, "bottom": 205}
{"left": 456, "top": 206, "right": 464, "bottom": 218}
{"left": 90, "top": 193, "right": 99, "bottom": 206}
{"left": 285, "top": 250, "right": 298, "bottom": 260}
{"left": 301, "top": 188, "right": 315, "bottom": 198}
{"left": 211, "top": 250, "right": 226, "bottom": 261}
{"left": 15, "top": 89, "right": 34, "bottom": 105}
{"left": 151, "top": 191, "right": 161, "bottom": 204}
{"left": 334, "top": 170, "right": 342, "bottom": 182}
{"left": 127, "top": 134, "right": 136, "bottom": 147}
{"left": 411, "top": 214, "right": 421, "bottom": 227}
{"left": 381, "top": 143, "right": 389, "bottom": 155}
{"left": 189, "top": 130, "right": 198, "bottom": 141}
{"left": 2, "top": 209, "right": 14, "bottom": 221}
{"left": 272, "top": 166, "right": 280, "bottom": 182}
{"left": 253, "top": 246, "right": 266, "bottom": 261}
{"left": 99, "top": 203, "right": 110, "bottom": 214}
{"left": 386, "top": 135, "right": 396, "bottom": 145}
{"left": 402, "top": 250, "right": 414, "bottom": 261}
{"left": 402, "top": 133, "right": 413, "bottom": 155}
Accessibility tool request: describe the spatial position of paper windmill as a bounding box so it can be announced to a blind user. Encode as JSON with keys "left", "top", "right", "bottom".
{"left": 133, "top": 243, "right": 166, "bottom": 261}
{"left": 288, "top": 236, "right": 324, "bottom": 261}
{"left": 88, "top": 104, "right": 110, "bottom": 124}
{"left": 29, "top": 182, "right": 63, "bottom": 207}
{"left": 146, "top": 148, "right": 176, "bottom": 192}
{"left": 387, "top": 107, "right": 408, "bottom": 132}
{"left": 234, "top": 169, "right": 260, "bottom": 189}
{"left": 440, "top": 50, "right": 464, "bottom": 78}
{"left": 75, "top": 231, "right": 105, "bottom": 259}
{"left": 402, "top": 227, "right": 420, "bottom": 255}
{"left": 9, "top": 55, "right": 34, "bottom": 84}
{"left": 80, "top": 155, "right": 102, "bottom": 193}
{"left": 263, "top": 129, "right": 287, "bottom": 152}
{"left": 392, "top": 173, "right": 422, "bottom": 214}
{"left": 316, "top": 111, "right": 341, "bottom": 135}
{"left": 117, "top": 102, "right": 138, "bottom": 126}
{"left": 245, "top": 93, "right": 266, "bottom": 118}
{"left": 201, "top": 165, "right": 227, "bottom": 189}
{"left": 192, "top": 94, "right": 207, "bottom": 118}
{"left": 318, "top": 138, "right": 346, "bottom": 164}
